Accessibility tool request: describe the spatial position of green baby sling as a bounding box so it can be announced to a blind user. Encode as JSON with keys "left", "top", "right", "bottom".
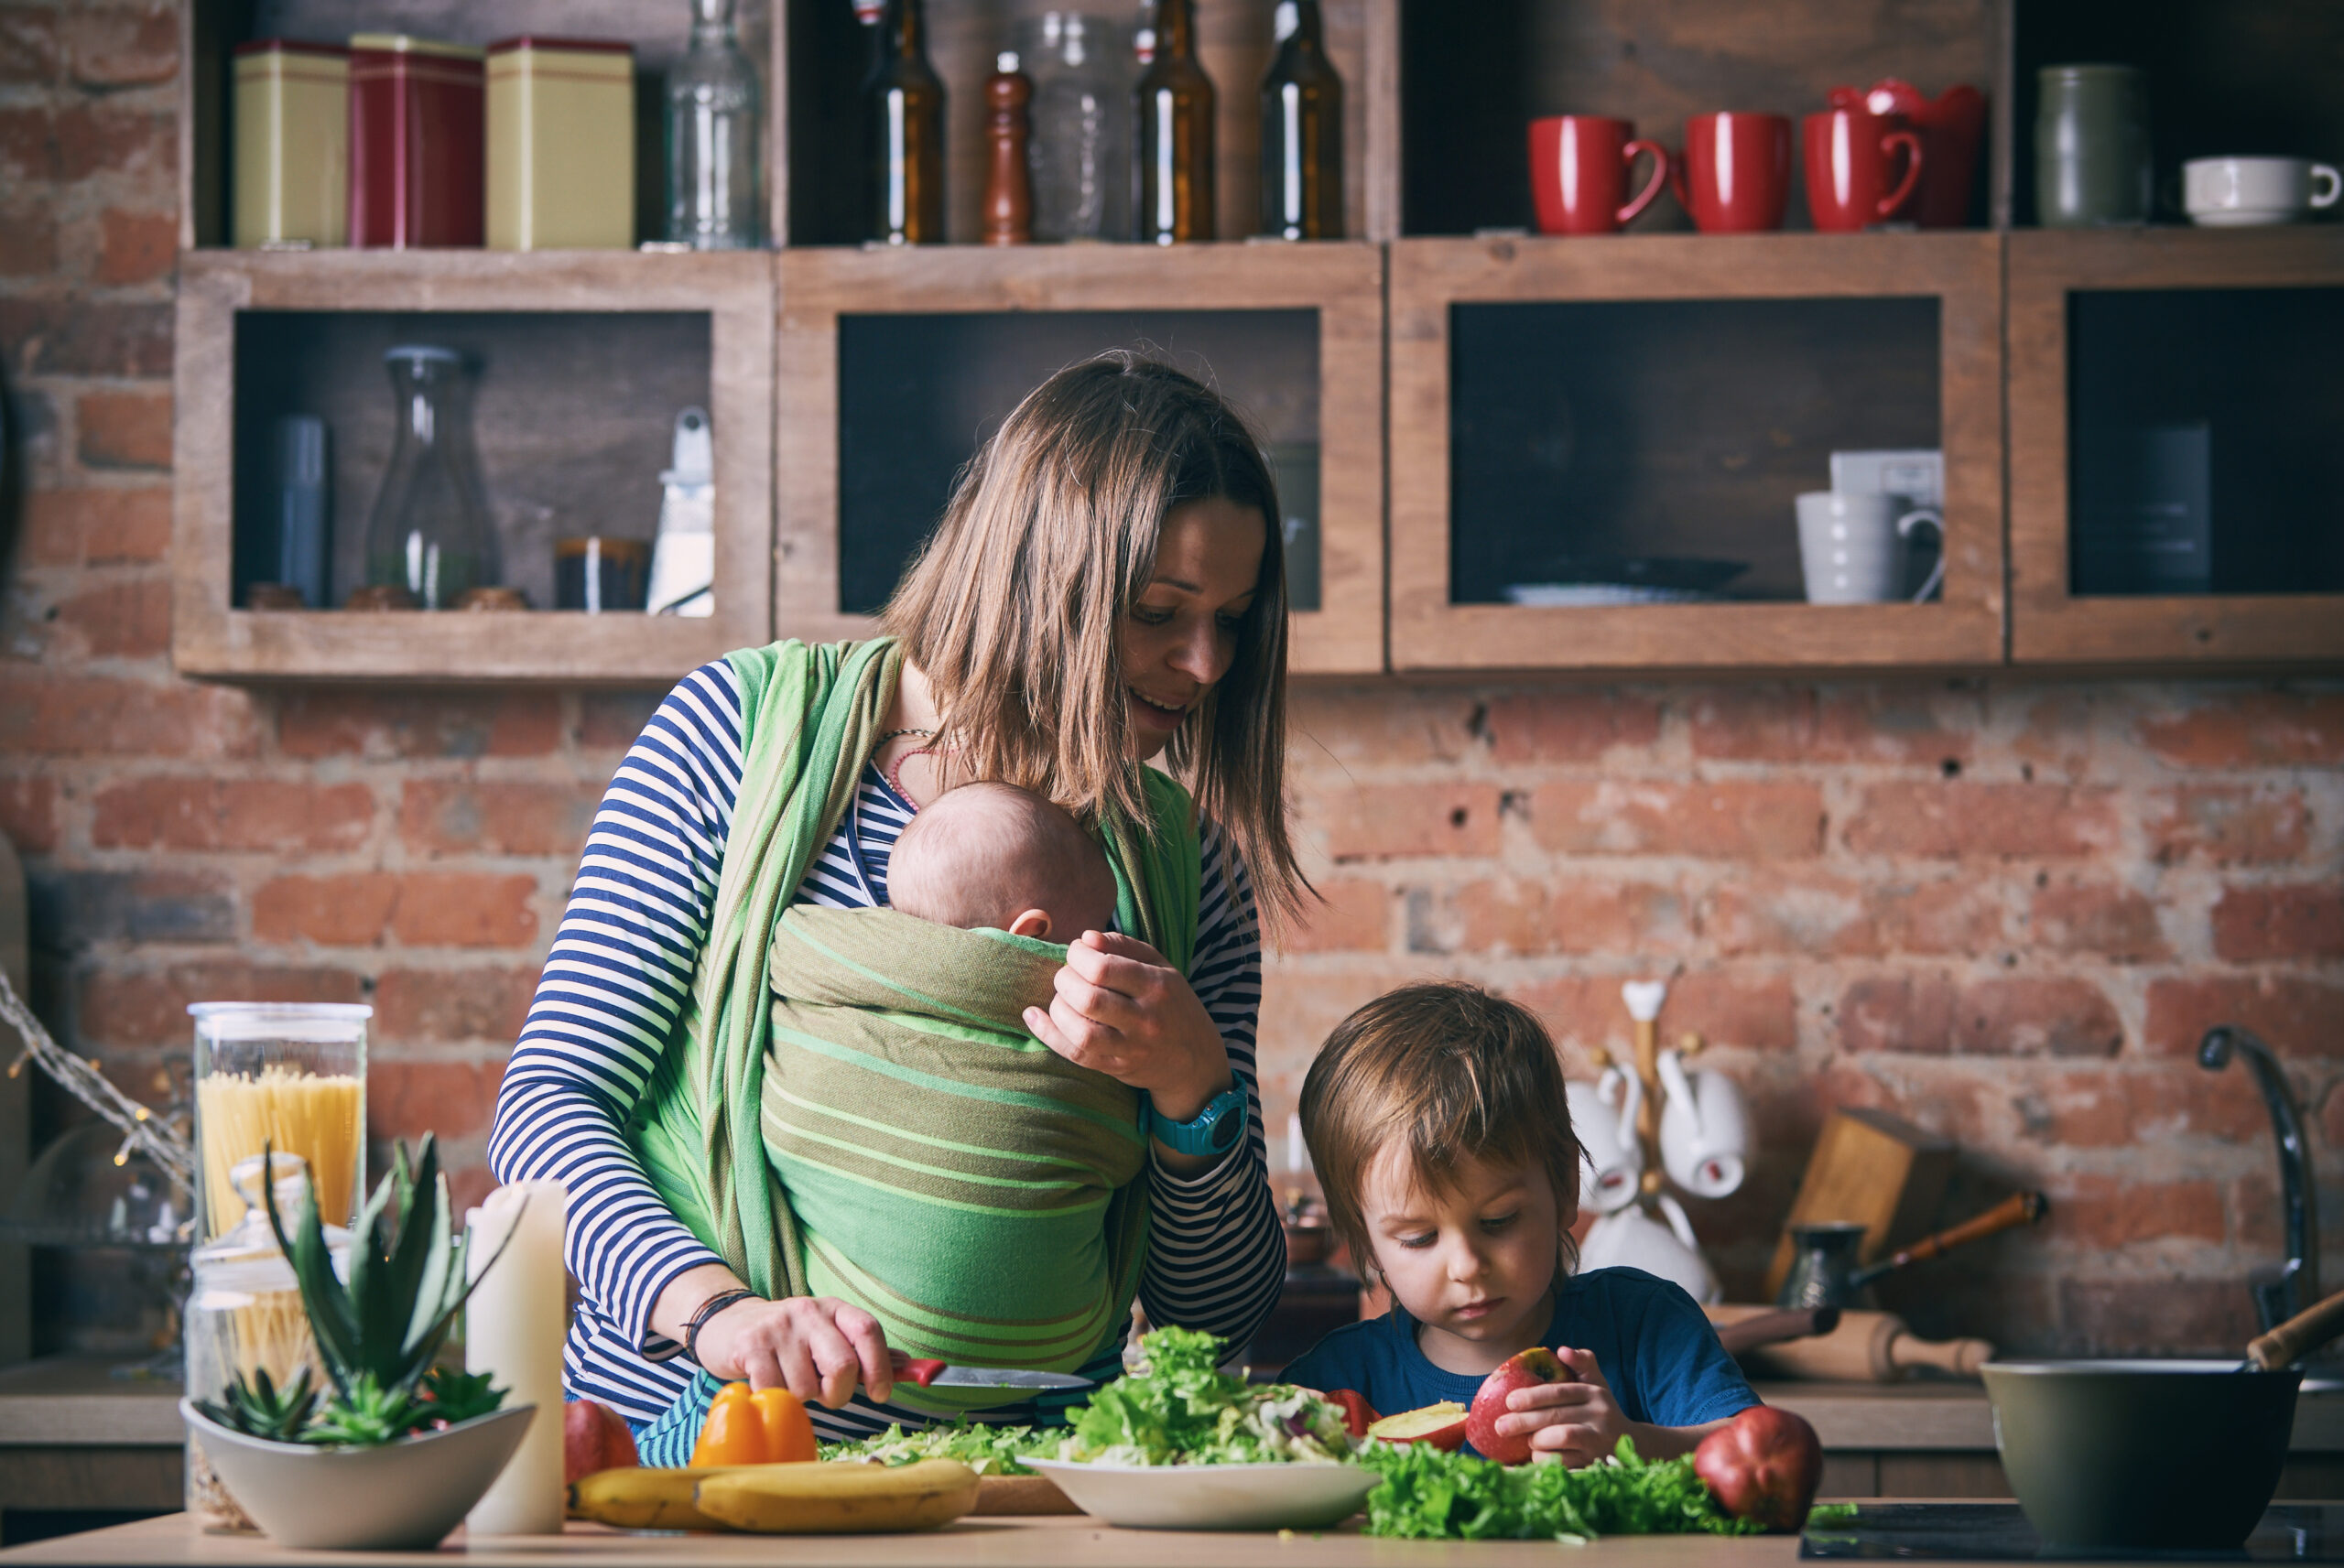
{"left": 625, "top": 638, "right": 1200, "bottom": 1453}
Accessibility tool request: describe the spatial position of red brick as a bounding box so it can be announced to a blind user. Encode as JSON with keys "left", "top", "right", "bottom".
{"left": 2144, "top": 786, "right": 2311, "bottom": 866}
{"left": 1275, "top": 876, "right": 1390, "bottom": 954}
{"left": 0, "top": 204, "right": 56, "bottom": 275}
{"left": 0, "top": 776, "right": 60, "bottom": 854}
{"left": 252, "top": 872, "right": 400, "bottom": 947}
{"left": 0, "top": 10, "right": 64, "bottom": 84}
{"left": 1258, "top": 967, "right": 1419, "bottom": 1068}
{"left": 2231, "top": 1171, "right": 2285, "bottom": 1254}
{"left": 447, "top": 1161, "right": 500, "bottom": 1217}
{"left": 1870, "top": 880, "right": 2007, "bottom": 956}
{"left": 94, "top": 208, "right": 176, "bottom": 286}
{"left": 277, "top": 691, "right": 562, "bottom": 760}
{"left": 2139, "top": 692, "right": 2344, "bottom": 770}
{"left": 367, "top": 1059, "right": 505, "bottom": 1141}
{"left": 2057, "top": 1278, "right": 2256, "bottom": 1357}
{"left": 1509, "top": 975, "right": 1628, "bottom": 1060}
{"left": 77, "top": 962, "right": 364, "bottom": 1048}
{"left": 1687, "top": 687, "right": 1977, "bottom": 766}
{"left": 390, "top": 872, "right": 539, "bottom": 949}
{"left": 2026, "top": 879, "right": 2170, "bottom": 961}
{"left": 76, "top": 388, "right": 171, "bottom": 470}
{"left": 0, "top": 297, "right": 174, "bottom": 377}
{"left": 579, "top": 690, "right": 662, "bottom": 752}
{"left": 0, "top": 105, "right": 51, "bottom": 180}
{"left": 91, "top": 777, "right": 374, "bottom": 853}
{"left": 19, "top": 486, "right": 173, "bottom": 567}
{"left": 397, "top": 779, "right": 600, "bottom": 859}
{"left": 1317, "top": 782, "right": 1501, "bottom": 861}
{"left": 54, "top": 578, "right": 168, "bottom": 658}
{"left": 2013, "top": 1064, "right": 2267, "bottom": 1149}
{"left": 1835, "top": 972, "right": 1959, "bottom": 1054}
{"left": 54, "top": 101, "right": 174, "bottom": 180}
{"left": 2212, "top": 885, "right": 2344, "bottom": 961}
{"left": 1954, "top": 976, "right": 2122, "bottom": 1057}
{"left": 2049, "top": 1174, "right": 2225, "bottom": 1248}
{"left": 1841, "top": 782, "right": 2118, "bottom": 860}
{"left": 2144, "top": 976, "right": 2344, "bottom": 1058}
{"left": 64, "top": 3, "right": 178, "bottom": 87}
{"left": 1455, "top": 876, "right": 1691, "bottom": 956}
{"left": 373, "top": 967, "right": 538, "bottom": 1044}
{"left": 1530, "top": 780, "right": 1825, "bottom": 859}
{"left": 1668, "top": 970, "right": 1798, "bottom": 1051}
{"left": 1482, "top": 690, "right": 1661, "bottom": 764}
{"left": 2321, "top": 1082, "right": 2344, "bottom": 1150}
{"left": 1288, "top": 686, "right": 1480, "bottom": 767}
{"left": 0, "top": 674, "right": 260, "bottom": 758}
{"left": 1699, "top": 872, "right": 1877, "bottom": 957}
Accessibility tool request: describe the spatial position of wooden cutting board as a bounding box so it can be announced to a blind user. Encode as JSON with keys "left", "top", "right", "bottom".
{"left": 1707, "top": 1303, "right": 1992, "bottom": 1381}
{"left": 1763, "top": 1106, "right": 1955, "bottom": 1302}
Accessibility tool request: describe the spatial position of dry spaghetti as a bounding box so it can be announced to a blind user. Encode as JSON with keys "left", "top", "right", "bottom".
{"left": 195, "top": 1066, "right": 364, "bottom": 1239}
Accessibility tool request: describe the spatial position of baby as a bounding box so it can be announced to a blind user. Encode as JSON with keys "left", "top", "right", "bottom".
{"left": 1284, "top": 981, "right": 1757, "bottom": 1465}
{"left": 887, "top": 782, "right": 1117, "bottom": 941}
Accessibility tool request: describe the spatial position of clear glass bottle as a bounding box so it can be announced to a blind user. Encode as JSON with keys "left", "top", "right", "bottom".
{"left": 1022, "top": 13, "right": 1132, "bottom": 243}
{"left": 361, "top": 349, "right": 494, "bottom": 611}
{"left": 667, "top": 0, "right": 764, "bottom": 249}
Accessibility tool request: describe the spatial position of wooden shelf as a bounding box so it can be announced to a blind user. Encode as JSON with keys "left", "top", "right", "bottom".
{"left": 776, "top": 242, "right": 1386, "bottom": 675}
{"left": 1388, "top": 232, "right": 2005, "bottom": 672}
{"left": 170, "top": 249, "right": 774, "bottom": 682}
{"left": 2007, "top": 226, "right": 2344, "bottom": 667}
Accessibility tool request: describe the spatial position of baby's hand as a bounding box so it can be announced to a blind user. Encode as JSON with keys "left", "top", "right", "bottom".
{"left": 1492, "top": 1346, "right": 1630, "bottom": 1467}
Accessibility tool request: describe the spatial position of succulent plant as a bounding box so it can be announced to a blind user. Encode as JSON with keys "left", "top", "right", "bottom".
{"left": 194, "top": 1365, "right": 321, "bottom": 1444}
{"left": 420, "top": 1365, "right": 508, "bottom": 1427}
{"left": 307, "top": 1371, "right": 432, "bottom": 1447}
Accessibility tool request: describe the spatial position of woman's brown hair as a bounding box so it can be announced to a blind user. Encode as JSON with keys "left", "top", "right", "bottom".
{"left": 879, "top": 351, "right": 1307, "bottom": 930}
{"left": 1299, "top": 983, "right": 1583, "bottom": 1287}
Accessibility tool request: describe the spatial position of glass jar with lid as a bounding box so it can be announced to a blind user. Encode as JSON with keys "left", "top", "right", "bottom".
{"left": 189, "top": 1002, "right": 368, "bottom": 1244}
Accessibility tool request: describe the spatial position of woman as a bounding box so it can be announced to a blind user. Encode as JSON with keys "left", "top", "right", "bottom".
{"left": 488, "top": 354, "right": 1306, "bottom": 1444}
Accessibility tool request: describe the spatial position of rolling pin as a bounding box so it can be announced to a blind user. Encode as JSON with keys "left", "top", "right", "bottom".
{"left": 1707, "top": 1303, "right": 1993, "bottom": 1381}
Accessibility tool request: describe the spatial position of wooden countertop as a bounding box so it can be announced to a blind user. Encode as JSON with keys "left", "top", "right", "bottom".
{"left": 0, "top": 1356, "right": 184, "bottom": 1445}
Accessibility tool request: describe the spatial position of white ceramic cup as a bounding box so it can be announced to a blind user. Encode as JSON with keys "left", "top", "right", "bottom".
{"left": 1655, "top": 1049, "right": 1750, "bottom": 1199}
{"left": 2184, "top": 157, "right": 2341, "bottom": 227}
{"left": 1579, "top": 1200, "right": 1720, "bottom": 1303}
{"left": 1796, "top": 490, "right": 1946, "bottom": 604}
{"left": 1567, "top": 1070, "right": 1643, "bottom": 1214}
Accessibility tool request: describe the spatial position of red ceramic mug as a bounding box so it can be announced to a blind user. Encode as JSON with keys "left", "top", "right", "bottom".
{"left": 1529, "top": 115, "right": 1671, "bottom": 234}
{"left": 1803, "top": 107, "right": 1924, "bottom": 232}
{"left": 1669, "top": 112, "right": 1792, "bottom": 232}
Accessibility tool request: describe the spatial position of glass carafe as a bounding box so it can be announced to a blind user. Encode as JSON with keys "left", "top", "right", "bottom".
{"left": 362, "top": 348, "right": 494, "bottom": 610}
{"left": 667, "top": 0, "right": 763, "bottom": 248}
{"left": 1021, "top": 13, "right": 1131, "bottom": 243}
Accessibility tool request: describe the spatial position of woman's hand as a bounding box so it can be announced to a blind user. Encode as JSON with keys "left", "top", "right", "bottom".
{"left": 1024, "top": 930, "right": 1233, "bottom": 1133}
{"left": 693, "top": 1294, "right": 895, "bottom": 1410}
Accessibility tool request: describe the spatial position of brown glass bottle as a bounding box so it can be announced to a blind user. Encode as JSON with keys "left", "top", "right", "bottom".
{"left": 1259, "top": 0, "right": 1342, "bottom": 239}
{"left": 1134, "top": 0, "right": 1215, "bottom": 243}
{"left": 862, "top": 0, "right": 945, "bottom": 243}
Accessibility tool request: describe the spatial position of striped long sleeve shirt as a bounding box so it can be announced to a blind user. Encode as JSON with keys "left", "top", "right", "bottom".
{"left": 486, "top": 660, "right": 1286, "bottom": 1437}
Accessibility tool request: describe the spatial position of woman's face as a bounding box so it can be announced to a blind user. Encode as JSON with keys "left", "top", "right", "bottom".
{"left": 1122, "top": 495, "right": 1267, "bottom": 760}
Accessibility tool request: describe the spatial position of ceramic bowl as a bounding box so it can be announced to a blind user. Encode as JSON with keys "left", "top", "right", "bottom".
{"left": 1023, "top": 1458, "right": 1375, "bottom": 1531}
{"left": 182, "top": 1400, "right": 535, "bottom": 1550}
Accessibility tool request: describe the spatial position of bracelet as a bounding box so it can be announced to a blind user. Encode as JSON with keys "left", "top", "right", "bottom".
{"left": 683, "top": 1288, "right": 757, "bottom": 1368}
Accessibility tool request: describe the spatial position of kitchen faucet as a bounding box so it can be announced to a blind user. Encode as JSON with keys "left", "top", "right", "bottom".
{"left": 2201, "top": 1025, "right": 2319, "bottom": 1330}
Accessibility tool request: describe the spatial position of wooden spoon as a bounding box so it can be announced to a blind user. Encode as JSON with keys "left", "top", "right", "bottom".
{"left": 2245, "top": 1282, "right": 2344, "bottom": 1372}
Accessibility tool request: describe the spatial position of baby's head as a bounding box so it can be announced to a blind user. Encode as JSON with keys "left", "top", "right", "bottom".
{"left": 889, "top": 782, "right": 1118, "bottom": 942}
{"left": 1299, "top": 983, "right": 1582, "bottom": 1343}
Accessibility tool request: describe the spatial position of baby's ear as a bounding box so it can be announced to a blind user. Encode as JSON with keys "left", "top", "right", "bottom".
{"left": 1007, "top": 908, "right": 1054, "bottom": 939}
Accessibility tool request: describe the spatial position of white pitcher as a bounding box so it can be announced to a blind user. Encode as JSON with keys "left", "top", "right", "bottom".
{"left": 1655, "top": 1049, "right": 1750, "bottom": 1200}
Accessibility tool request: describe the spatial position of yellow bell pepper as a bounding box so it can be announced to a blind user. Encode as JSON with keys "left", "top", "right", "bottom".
{"left": 689, "top": 1382, "right": 818, "bottom": 1466}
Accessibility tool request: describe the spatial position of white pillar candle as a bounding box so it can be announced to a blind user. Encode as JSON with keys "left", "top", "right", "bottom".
{"left": 463, "top": 1179, "right": 568, "bottom": 1537}
{"left": 1286, "top": 1112, "right": 1308, "bottom": 1176}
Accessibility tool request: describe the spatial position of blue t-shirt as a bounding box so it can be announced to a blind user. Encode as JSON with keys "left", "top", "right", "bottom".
{"left": 1281, "top": 1267, "right": 1756, "bottom": 1456}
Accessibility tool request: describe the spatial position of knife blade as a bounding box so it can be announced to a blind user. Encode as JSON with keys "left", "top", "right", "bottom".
{"left": 888, "top": 1351, "right": 1093, "bottom": 1391}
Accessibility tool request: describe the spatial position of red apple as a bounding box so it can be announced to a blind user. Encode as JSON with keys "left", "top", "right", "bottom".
{"left": 1465, "top": 1346, "right": 1568, "bottom": 1465}
{"left": 1324, "top": 1389, "right": 1380, "bottom": 1440}
{"left": 1365, "top": 1400, "right": 1470, "bottom": 1450}
{"left": 1693, "top": 1405, "right": 1824, "bottom": 1531}
{"left": 563, "top": 1399, "right": 639, "bottom": 1486}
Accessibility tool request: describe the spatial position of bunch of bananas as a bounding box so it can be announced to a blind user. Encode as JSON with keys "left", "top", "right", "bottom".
{"left": 570, "top": 1458, "right": 980, "bottom": 1534}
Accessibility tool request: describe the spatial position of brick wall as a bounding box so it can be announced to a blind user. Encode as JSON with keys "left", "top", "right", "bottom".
{"left": 5, "top": 5, "right": 2340, "bottom": 1357}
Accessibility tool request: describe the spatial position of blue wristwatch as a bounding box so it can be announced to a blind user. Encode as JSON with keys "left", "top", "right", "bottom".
{"left": 1146, "top": 1087, "right": 1248, "bottom": 1157}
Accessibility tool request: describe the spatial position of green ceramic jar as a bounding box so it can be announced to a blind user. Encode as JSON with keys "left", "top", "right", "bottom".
{"left": 2035, "top": 64, "right": 2151, "bottom": 227}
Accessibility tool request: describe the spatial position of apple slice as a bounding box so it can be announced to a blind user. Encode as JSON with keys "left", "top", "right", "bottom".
{"left": 1466, "top": 1346, "right": 1568, "bottom": 1465}
{"left": 1364, "top": 1401, "right": 1469, "bottom": 1450}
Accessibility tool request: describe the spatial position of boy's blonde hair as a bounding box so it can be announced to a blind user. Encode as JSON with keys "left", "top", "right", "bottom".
{"left": 879, "top": 351, "right": 1306, "bottom": 932}
{"left": 1299, "top": 982, "right": 1582, "bottom": 1286}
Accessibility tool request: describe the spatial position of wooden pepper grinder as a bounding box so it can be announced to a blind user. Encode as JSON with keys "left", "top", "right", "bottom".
{"left": 983, "top": 50, "right": 1033, "bottom": 245}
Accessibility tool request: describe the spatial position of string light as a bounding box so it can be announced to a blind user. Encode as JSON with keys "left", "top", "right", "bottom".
{"left": 0, "top": 969, "right": 193, "bottom": 1195}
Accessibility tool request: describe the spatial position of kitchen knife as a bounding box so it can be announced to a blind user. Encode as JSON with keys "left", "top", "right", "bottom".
{"left": 888, "top": 1350, "right": 1093, "bottom": 1391}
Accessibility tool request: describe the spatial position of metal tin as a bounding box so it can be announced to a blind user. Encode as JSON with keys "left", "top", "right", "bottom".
{"left": 486, "top": 37, "right": 635, "bottom": 250}
{"left": 233, "top": 40, "right": 349, "bottom": 248}
{"left": 348, "top": 34, "right": 485, "bottom": 248}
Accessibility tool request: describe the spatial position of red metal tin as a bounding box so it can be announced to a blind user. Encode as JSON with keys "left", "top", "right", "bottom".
{"left": 347, "top": 34, "right": 485, "bottom": 248}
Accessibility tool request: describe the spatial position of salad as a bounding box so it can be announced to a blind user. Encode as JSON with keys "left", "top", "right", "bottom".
{"left": 823, "top": 1421, "right": 1052, "bottom": 1476}
{"left": 1054, "top": 1327, "right": 1355, "bottom": 1466}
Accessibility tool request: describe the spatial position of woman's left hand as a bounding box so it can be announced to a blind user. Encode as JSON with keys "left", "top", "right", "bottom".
{"left": 1025, "top": 931, "right": 1232, "bottom": 1127}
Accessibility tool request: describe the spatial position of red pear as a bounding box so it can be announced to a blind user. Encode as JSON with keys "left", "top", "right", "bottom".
{"left": 1465, "top": 1346, "right": 1568, "bottom": 1465}
{"left": 1693, "top": 1405, "right": 1823, "bottom": 1531}
{"left": 1365, "top": 1400, "right": 1470, "bottom": 1450}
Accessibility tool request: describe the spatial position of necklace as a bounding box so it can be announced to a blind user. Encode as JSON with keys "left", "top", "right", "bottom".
{"left": 875, "top": 728, "right": 939, "bottom": 804}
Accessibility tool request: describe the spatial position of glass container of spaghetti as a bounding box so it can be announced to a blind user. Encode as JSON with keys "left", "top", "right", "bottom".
{"left": 183, "top": 1153, "right": 349, "bottom": 1530}
{"left": 189, "top": 1002, "right": 368, "bottom": 1243}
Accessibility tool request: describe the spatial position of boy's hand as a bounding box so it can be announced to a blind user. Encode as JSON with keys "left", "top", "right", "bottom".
{"left": 1492, "top": 1346, "right": 1631, "bottom": 1467}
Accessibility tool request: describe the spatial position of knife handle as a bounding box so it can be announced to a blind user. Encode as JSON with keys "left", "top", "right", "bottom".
{"left": 888, "top": 1350, "right": 948, "bottom": 1387}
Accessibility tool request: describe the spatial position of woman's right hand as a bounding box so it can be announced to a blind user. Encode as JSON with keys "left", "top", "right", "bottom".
{"left": 692, "top": 1294, "right": 895, "bottom": 1409}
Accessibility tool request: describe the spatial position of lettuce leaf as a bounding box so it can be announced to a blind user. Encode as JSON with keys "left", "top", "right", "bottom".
{"left": 1056, "top": 1327, "right": 1354, "bottom": 1465}
{"left": 1357, "top": 1436, "right": 1759, "bottom": 1541}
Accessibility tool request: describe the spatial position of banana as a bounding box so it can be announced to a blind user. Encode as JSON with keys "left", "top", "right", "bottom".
{"left": 569, "top": 1465, "right": 746, "bottom": 1531}
{"left": 692, "top": 1459, "right": 981, "bottom": 1534}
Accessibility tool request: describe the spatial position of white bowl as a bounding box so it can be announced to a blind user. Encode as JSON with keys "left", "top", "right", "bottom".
{"left": 183, "top": 1399, "right": 534, "bottom": 1549}
{"left": 1024, "top": 1458, "right": 1376, "bottom": 1531}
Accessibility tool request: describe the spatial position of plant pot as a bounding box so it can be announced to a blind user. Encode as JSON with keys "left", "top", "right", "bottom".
{"left": 182, "top": 1400, "right": 535, "bottom": 1550}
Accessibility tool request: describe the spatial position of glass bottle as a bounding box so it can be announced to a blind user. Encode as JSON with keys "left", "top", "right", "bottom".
{"left": 362, "top": 348, "right": 495, "bottom": 610}
{"left": 1259, "top": 0, "right": 1342, "bottom": 239}
{"left": 1134, "top": 0, "right": 1215, "bottom": 243}
{"left": 863, "top": 0, "right": 946, "bottom": 244}
{"left": 667, "top": 0, "right": 764, "bottom": 249}
{"left": 1023, "top": 14, "right": 1132, "bottom": 243}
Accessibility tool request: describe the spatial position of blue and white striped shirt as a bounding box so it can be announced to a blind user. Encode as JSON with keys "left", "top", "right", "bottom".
{"left": 487, "top": 660, "right": 1285, "bottom": 1437}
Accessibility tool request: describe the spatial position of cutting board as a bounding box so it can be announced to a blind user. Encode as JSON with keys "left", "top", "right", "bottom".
{"left": 1707, "top": 1303, "right": 1992, "bottom": 1381}
{"left": 1763, "top": 1106, "right": 1954, "bottom": 1302}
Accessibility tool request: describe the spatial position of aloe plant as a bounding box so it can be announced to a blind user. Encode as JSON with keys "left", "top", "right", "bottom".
{"left": 193, "top": 1365, "right": 320, "bottom": 1443}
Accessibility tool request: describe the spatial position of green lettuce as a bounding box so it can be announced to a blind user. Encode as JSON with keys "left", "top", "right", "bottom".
{"left": 1357, "top": 1436, "right": 1760, "bottom": 1541}
{"left": 822, "top": 1421, "right": 1053, "bottom": 1476}
{"left": 1056, "top": 1326, "right": 1354, "bottom": 1465}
